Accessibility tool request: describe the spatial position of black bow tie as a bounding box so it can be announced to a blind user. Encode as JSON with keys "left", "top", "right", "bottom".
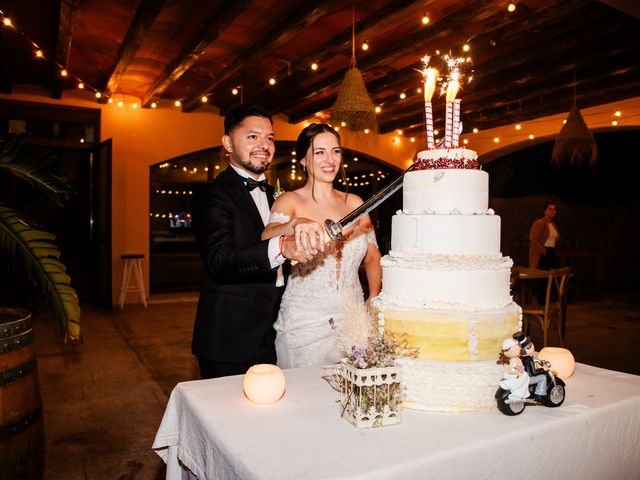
{"left": 244, "top": 177, "right": 267, "bottom": 192}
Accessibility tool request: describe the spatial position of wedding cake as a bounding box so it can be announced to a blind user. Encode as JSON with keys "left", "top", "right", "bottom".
{"left": 372, "top": 147, "right": 521, "bottom": 412}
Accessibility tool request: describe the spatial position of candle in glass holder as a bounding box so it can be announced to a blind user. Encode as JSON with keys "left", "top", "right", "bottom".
{"left": 243, "top": 364, "right": 286, "bottom": 404}
{"left": 538, "top": 347, "right": 575, "bottom": 380}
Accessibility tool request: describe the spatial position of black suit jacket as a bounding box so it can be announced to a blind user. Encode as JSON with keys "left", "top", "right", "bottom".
{"left": 191, "top": 167, "right": 281, "bottom": 364}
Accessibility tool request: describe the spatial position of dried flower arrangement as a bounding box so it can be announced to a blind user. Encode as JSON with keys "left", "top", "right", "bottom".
{"left": 326, "top": 304, "right": 418, "bottom": 427}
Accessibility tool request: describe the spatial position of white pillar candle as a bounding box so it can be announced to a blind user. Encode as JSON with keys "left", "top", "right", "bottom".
{"left": 538, "top": 347, "right": 575, "bottom": 380}
{"left": 243, "top": 364, "right": 286, "bottom": 404}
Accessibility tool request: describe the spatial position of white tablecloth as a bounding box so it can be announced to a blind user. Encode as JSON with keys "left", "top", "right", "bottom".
{"left": 153, "top": 364, "right": 640, "bottom": 480}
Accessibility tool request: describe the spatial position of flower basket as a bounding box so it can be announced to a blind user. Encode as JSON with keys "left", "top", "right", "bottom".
{"left": 333, "top": 362, "right": 402, "bottom": 428}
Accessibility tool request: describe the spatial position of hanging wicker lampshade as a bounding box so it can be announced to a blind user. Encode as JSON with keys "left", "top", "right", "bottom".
{"left": 330, "top": 5, "right": 377, "bottom": 132}
{"left": 551, "top": 105, "right": 598, "bottom": 168}
{"left": 331, "top": 63, "right": 377, "bottom": 132}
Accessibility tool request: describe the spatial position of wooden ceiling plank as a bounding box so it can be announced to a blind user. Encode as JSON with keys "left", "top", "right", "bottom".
{"left": 275, "top": 0, "right": 519, "bottom": 117}
{"left": 232, "top": 0, "right": 427, "bottom": 112}
{"left": 99, "top": 0, "right": 167, "bottom": 102}
{"left": 287, "top": 0, "right": 592, "bottom": 122}
{"left": 380, "top": 67, "right": 640, "bottom": 134}
{"left": 141, "top": 0, "right": 251, "bottom": 107}
{"left": 182, "top": 0, "right": 345, "bottom": 112}
{"left": 371, "top": 14, "right": 624, "bottom": 122}
{"left": 51, "top": 0, "right": 79, "bottom": 99}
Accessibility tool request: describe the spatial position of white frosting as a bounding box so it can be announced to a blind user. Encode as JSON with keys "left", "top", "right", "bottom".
{"left": 391, "top": 214, "right": 501, "bottom": 255}
{"left": 397, "top": 357, "right": 502, "bottom": 412}
{"left": 403, "top": 169, "right": 488, "bottom": 214}
{"left": 416, "top": 147, "right": 478, "bottom": 163}
{"left": 380, "top": 253, "right": 513, "bottom": 310}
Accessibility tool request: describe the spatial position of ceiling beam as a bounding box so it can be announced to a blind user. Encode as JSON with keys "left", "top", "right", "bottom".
{"left": 275, "top": 0, "right": 520, "bottom": 119}
{"left": 371, "top": 8, "right": 617, "bottom": 125}
{"left": 287, "top": 0, "right": 590, "bottom": 123}
{"left": 98, "top": 0, "right": 166, "bottom": 102}
{"left": 381, "top": 66, "right": 640, "bottom": 134}
{"left": 182, "top": 0, "right": 344, "bottom": 112}
{"left": 141, "top": 0, "right": 251, "bottom": 107}
{"left": 230, "top": 0, "right": 428, "bottom": 113}
{"left": 51, "top": 0, "right": 79, "bottom": 99}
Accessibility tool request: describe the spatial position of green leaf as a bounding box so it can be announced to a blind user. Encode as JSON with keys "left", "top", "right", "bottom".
{"left": 0, "top": 205, "right": 81, "bottom": 343}
{"left": 0, "top": 133, "right": 74, "bottom": 207}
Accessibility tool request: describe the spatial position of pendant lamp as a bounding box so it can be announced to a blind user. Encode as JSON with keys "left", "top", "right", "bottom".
{"left": 330, "top": 4, "right": 377, "bottom": 132}
{"left": 551, "top": 73, "right": 598, "bottom": 167}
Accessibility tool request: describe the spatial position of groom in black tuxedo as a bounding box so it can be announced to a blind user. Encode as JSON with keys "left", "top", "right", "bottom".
{"left": 192, "top": 105, "right": 318, "bottom": 379}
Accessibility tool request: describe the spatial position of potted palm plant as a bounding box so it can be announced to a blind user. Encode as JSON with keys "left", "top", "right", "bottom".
{"left": 0, "top": 132, "right": 81, "bottom": 342}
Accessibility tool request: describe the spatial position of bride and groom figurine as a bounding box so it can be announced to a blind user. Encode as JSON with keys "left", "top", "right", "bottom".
{"left": 191, "top": 105, "right": 382, "bottom": 379}
{"left": 498, "top": 332, "right": 551, "bottom": 402}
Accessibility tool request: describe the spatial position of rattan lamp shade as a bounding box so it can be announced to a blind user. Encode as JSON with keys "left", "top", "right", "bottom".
{"left": 551, "top": 106, "right": 598, "bottom": 167}
{"left": 330, "top": 65, "right": 378, "bottom": 132}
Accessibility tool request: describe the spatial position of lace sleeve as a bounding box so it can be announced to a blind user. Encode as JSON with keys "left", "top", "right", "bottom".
{"left": 269, "top": 211, "right": 291, "bottom": 224}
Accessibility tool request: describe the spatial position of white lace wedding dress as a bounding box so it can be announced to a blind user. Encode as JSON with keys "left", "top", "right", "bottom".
{"left": 270, "top": 213, "right": 377, "bottom": 369}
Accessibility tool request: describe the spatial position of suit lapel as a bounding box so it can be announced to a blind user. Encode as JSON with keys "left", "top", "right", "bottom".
{"left": 222, "top": 168, "right": 268, "bottom": 234}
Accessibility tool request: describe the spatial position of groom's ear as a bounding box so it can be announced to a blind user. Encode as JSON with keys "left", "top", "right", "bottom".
{"left": 222, "top": 135, "right": 233, "bottom": 154}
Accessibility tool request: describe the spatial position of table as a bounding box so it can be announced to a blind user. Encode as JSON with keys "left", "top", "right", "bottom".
{"left": 153, "top": 364, "right": 640, "bottom": 480}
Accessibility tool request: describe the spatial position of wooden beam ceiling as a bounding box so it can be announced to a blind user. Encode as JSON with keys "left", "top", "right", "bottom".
{"left": 141, "top": 0, "right": 251, "bottom": 107}
{"left": 182, "top": 0, "right": 344, "bottom": 112}
{"left": 98, "top": 0, "right": 166, "bottom": 102}
{"left": 51, "top": 0, "right": 79, "bottom": 99}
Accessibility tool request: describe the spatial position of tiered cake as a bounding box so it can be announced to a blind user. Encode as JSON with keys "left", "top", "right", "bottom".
{"left": 372, "top": 147, "right": 521, "bottom": 412}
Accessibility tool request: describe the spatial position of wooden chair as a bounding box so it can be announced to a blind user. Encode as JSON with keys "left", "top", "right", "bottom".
{"left": 520, "top": 267, "right": 571, "bottom": 347}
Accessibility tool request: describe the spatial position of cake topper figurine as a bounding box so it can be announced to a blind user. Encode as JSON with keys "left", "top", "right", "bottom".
{"left": 495, "top": 332, "right": 567, "bottom": 416}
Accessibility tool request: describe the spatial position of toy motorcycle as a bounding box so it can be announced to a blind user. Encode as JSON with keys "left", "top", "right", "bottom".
{"left": 495, "top": 360, "right": 566, "bottom": 416}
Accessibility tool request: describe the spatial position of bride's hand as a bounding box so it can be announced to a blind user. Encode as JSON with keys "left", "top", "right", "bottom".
{"left": 293, "top": 219, "right": 325, "bottom": 255}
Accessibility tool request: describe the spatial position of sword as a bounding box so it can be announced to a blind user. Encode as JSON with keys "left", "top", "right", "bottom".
{"left": 324, "top": 133, "right": 455, "bottom": 242}
{"left": 324, "top": 162, "right": 416, "bottom": 242}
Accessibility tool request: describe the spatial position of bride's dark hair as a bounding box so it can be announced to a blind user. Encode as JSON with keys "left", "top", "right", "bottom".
{"left": 296, "top": 123, "right": 348, "bottom": 202}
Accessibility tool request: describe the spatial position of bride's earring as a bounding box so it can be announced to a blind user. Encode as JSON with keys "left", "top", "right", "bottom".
{"left": 301, "top": 163, "right": 306, "bottom": 172}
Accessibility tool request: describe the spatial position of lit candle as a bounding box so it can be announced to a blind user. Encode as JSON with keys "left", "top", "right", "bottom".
{"left": 444, "top": 73, "right": 460, "bottom": 149}
{"left": 243, "top": 364, "right": 286, "bottom": 404}
{"left": 538, "top": 347, "right": 575, "bottom": 380}
{"left": 421, "top": 60, "right": 438, "bottom": 149}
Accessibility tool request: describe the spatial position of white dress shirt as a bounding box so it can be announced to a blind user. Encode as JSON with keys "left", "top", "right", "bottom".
{"left": 229, "top": 165, "right": 285, "bottom": 271}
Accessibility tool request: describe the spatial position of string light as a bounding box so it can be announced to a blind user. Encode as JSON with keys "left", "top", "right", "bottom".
{"left": 61, "top": 69, "right": 68, "bottom": 77}
{"left": 174, "top": 100, "right": 182, "bottom": 107}
{"left": 151, "top": 102, "right": 157, "bottom": 108}
{"left": 35, "top": 49, "right": 44, "bottom": 58}
{"left": 421, "top": 15, "right": 429, "bottom": 25}
{"left": 614, "top": 111, "right": 622, "bottom": 117}
{"left": 232, "top": 88, "right": 238, "bottom": 95}
{"left": 515, "top": 124, "right": 521, "bottom": 130}
{"left": 3, "top": 17, "right": 12, "bottom": 27}
{"left": 311, "top": 62, "right": 318, "bottom": 71}
{"left": 493, "top": 137, "right": 500, "bottom": 143}
{"left": 201, "top": 96, "right": 208, "bottom": 103}
{"left": 473, "top": 128, "right": 479, "bottom": 133}
{"left": 95, "top": 92, "right": 102, "bottom": 99}
{"left": 375, "top": 106, "right": 381, "bottom": 113}
{"left": 529, "top": 134, "right": 534, "bottom": 139}
{"left": 399, "top": 92, "right": 406, "bottom": 99}
{"left": 361, "top": 41, "right": 369, "bottom": 51}
{"left": 508, "top": 3, "right": 516, "bottom": 12}
{"left": 77, "top": 82, "right": 84, "bottom": 89}
{"left": 269, "top": 78, "right": 276, "bottom": 85}
{"left": 462, "top": 44, "right": 470, "bottom": 52}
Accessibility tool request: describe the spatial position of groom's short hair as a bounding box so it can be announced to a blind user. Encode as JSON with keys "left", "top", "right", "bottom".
{"left": 224, "top": 105, "right": 273, "bottom": 135}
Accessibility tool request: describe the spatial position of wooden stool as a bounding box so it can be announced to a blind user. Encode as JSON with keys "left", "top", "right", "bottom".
{"left": 118, "top": 253, "right": 147, "bottom": 309}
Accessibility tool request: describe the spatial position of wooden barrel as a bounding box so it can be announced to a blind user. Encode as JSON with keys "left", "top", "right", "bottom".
{"left": 0, "top": 307, "right": 44, "bottom": 480}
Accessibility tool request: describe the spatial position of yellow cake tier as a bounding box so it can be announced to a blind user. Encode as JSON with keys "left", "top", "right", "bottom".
{"left": 379, "top": 302, "right": 521, "bottom": 362}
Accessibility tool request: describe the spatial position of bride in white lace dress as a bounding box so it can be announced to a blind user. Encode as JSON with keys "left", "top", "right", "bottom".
{"left": 262, "top": 124, "right": 382, "bottom": 368}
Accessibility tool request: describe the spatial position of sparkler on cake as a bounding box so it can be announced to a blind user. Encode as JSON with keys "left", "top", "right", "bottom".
{"left": 421, "top": 54, "right": 470, "bottom": 149}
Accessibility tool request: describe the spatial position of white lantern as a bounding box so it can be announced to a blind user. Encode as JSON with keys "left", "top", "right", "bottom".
{"left": 538, "top": 347, "right": 575, "bottom": 380}
{"left": 243, "top": 364, "right": 286, "bottom": 404}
